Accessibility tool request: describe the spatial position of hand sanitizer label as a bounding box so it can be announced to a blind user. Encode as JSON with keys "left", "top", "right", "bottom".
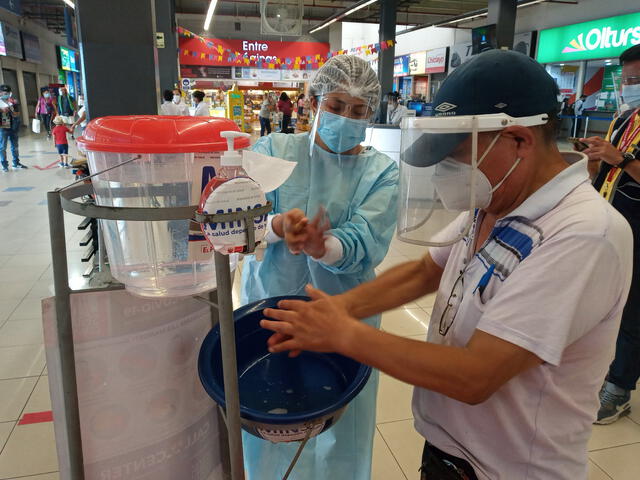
{"left": 200, "top": 177, "right": 268, "bottom": 254}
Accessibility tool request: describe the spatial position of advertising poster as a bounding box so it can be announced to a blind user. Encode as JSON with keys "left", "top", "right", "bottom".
{"left": 448, "top": 43, "right": 473, "bottom": 73}
{"left": 408, "top": 51, "right": 427, "bottom": 75}
{"left": 393, "top": 56, "right": 409, "bottom": 76}
{"left": 425, "top": 47, "right": 447, "bottom": 74}
{"left": 0, "top": 22, "right": 6, "bottom": 56}
{"left": 513, "top": 32, "right": 534, "bottom": 57}
{"left": 598, "top": 64, "right": 623, "bottom": 112}
{"left": 43, "top": 291, "right": 225, "bottom": 480}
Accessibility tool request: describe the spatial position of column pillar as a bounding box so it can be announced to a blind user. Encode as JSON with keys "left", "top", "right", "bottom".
{"left": 378, "top": 0, "right": 397, "bottom": 123}
{"left": 155, "top": 0, "right": 180, "bottom": 92}
{"left": 487, "top": 0, "right": 517, "bottom": 50}
{"left": 76, "top": 0, "right": 161, "bottom": 119}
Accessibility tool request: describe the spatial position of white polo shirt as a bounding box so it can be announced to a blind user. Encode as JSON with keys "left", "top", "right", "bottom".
{"left": 413, "top": 153, "right": 633, "bottom": 480}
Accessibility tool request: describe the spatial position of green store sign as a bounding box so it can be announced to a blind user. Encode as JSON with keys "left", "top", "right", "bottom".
{"left": 537, "top": 11, "right": 640, "bottom": 63}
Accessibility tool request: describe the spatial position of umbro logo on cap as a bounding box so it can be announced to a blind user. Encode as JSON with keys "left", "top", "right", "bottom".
{"left": 435, "top": 102, "right": 457, "bottom": 113}
{"left": 494, "top": 102, "right": 508, "bottom": 109}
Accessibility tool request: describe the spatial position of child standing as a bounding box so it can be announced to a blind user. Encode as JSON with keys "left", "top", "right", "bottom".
{"left": 52, "top": 116, "right": 71, "bottom": 167}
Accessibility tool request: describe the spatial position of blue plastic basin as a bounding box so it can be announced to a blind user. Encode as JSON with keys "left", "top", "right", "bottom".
{"left": 198, "top": 296, "right": 372, "bottom": 442}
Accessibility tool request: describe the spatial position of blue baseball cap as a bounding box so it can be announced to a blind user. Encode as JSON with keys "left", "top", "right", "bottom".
{"left": 403, "top": 49, "right": 559, "bottom": 167}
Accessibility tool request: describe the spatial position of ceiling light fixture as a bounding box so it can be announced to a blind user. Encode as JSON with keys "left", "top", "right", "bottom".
{"left": 62, "top": 0, "right": 75, "bottom": 8}
{"left": 343, "top": 0, "right": 377, "bottom": 17}
{"left": 308, "top": 0, "right": 379, "bottom": 35}
{"left": 204, "top": 0, "right": 218, "bottom": 31}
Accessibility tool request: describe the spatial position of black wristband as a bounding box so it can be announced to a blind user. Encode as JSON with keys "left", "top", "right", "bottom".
{"left": 618, "top": 152, "right": 637, "bottom": 170}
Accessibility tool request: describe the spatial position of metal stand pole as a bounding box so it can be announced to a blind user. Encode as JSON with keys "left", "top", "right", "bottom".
{"left": 47, "top": 191, "right": 85, "bottom": 480}
{"left": 214, "top": 252, "right": 245, "bottom": 480}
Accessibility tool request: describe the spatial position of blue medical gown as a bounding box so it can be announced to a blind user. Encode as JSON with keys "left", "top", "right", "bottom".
{"left": 240, "top": 133, "right": 399, "bottom": 479}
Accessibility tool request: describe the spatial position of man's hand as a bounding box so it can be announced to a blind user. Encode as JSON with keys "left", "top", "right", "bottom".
{"left": 260, "top": 284, "right": 358, "bottom": 356}
{"left": 582, "top": 136, "right": 624, "bottom": 167}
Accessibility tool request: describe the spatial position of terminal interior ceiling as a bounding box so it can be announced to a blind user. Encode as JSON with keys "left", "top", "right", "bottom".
{"left": 2, "top": 1, "right": 640, "bottom": 480}
{"left": 174, "top": 0, "right": 489, "bottom": 27}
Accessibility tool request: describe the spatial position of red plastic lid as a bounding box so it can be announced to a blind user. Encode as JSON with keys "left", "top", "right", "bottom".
{"left": 77, "top": 115, "right": 251, "bottom": 154}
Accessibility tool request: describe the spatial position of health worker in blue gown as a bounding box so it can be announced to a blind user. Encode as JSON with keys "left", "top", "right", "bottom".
{"left": 240, "top": 55, "right": 399, "bottom": 479}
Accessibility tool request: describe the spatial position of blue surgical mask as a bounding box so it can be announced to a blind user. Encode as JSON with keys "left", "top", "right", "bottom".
{"left": 1, "top": 94, "right": 9, "bottom": 100}
{"left": 317, "top": 110, "right": 368, "bottom": 153}
{"left": 43, "top": 92, "right": 50, "bottom": 98}
{"left": 622, "top": 84, "right": 640, "bottom": 108}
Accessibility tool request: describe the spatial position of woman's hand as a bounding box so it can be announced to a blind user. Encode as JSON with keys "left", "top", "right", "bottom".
{"left": 281, "top": 209, "right": 309, "bottom": 254}
{"left": 302, "top": 208, "right": 331, "bottom": 259}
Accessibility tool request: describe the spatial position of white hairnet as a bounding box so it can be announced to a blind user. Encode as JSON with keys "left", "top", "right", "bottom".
{"left": 309, "top": 55, "right": 381, "bottom": 106}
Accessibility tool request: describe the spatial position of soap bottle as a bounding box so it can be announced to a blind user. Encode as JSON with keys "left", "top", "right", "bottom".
{"left": 199, "top": 131, "right": 268, "bottom": 254}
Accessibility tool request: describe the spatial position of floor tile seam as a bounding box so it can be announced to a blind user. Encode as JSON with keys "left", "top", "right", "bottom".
{"left": 376, "top": 425, "right": 410, "bottom": 480}
{"left": 0, "top": 373, "right": 40, "bottom": 457}
{"left": 588, "top": 439, "right": 640, "bottom": 453}
{"left": 376, "top": 416, "right": 414, "bottom": 426}
{"left": 587, "top": 458, "right": 613, "bottom": 480}
{"left": 1, "top": 470, "right": 58, "bottom": 480}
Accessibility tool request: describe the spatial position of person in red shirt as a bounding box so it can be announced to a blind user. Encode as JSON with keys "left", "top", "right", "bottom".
{"left": 52, "top": 115, "right": 72, "bottom": 167}
{"left": 277, "top": 92, "right": 293, "bottom": 133}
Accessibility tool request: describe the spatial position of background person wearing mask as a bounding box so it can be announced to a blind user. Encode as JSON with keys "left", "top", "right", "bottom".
{"left": 35, "top": 88, "right": 54, "bottom": 138}
{"left": 261, "top": 50, "right": 633, "bottom": 480}
{"left": 71, "top": 95, "right": 87, "bottom": 135}
{"left": 172, "top": 88, "right": 190, "bottom": 115}
{"left": 277, "top": 91, "right": 293, "bottom": 133}
{"left": 0, "top": 85, "right": 26, "bottom": 172}
{"left": 387, "top": 91, "right": 409, "bottom": 126}
{"left": 240, "top": 55, "right": 399, "bottom": 480}
{"left": 297, "top": 93, "right": 306, "bottom": 117}
{"left": 259, "top": 93, "right": 274, "bottom": 136}
{"left": 160, "top": 89, "right": 183, "bottom": 115}
{"left": 191, "top": 90, "right": 210, "bottom": 117}
{"left": 573, "top": 93, "right": 587, "bottom": 136}
{"left": 56, "top": 86, "right": 75, "bottom": 131}
{"left": 581, "top": 44, "right": 640, "bottom": 425}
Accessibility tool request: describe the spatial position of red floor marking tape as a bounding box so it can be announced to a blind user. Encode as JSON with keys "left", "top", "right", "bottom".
{"left": 33, "top": 161, "right": 61, "bottom": 171}
{"left": 18, "top": 410, "right": 53, "bottom": 425}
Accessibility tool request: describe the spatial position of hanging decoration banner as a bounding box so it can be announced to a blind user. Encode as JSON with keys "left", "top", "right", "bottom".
{"left": 177, "top": 27, "right": 394, "bottom": 70}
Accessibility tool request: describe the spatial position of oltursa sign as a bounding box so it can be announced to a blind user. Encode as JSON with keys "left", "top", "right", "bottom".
{"left": 537, "top": 12, "right": 640, "bottom": 63}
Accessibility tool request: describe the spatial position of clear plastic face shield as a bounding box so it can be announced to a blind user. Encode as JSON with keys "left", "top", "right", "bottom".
{"left": 308, "top": 92, "right": 377, "bottom": 158}
{"left": 397, "top": 113, "right": 548, "bottom": 247}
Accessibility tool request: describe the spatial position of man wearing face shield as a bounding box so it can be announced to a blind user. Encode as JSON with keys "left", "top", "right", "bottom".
{"left": 260, "top": 50, "right": 633, "bottom": 479}
{"left": 579, "top": 44, "right": 640, "bottom": 425}
{"left": 239, "top": 55, "right": 399, "bottom": 479}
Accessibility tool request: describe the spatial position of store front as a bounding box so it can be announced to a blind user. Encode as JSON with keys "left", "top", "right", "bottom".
{"left": 536, "top": 11, "right": 640, "bottom": 135}
{"left": 178, "top": 34, "right": 328, "bottom": 133}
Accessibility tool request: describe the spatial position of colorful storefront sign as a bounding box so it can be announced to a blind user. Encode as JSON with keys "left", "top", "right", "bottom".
{"left": 426, "top": 47, "right": 447, "bottom": 74}
{"left": 180, "top": 35, "right": 329, "bottom": 69}
{"left": 394, "top": 56, "right": 410, "bottom": 76}
{"left": 408, "top": 51, "right": 427, "bottom": 75}
{"left": 537, "top": 12, "right": 640, "bottom": 63}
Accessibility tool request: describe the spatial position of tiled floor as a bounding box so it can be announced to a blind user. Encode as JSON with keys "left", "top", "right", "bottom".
{"left": 0, "top": 131, "right": 639, "bottom": 479}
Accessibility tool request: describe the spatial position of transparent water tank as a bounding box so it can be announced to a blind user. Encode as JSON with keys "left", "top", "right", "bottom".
{"left": 77, "top": 116, "right": 250, "bottom": 298}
